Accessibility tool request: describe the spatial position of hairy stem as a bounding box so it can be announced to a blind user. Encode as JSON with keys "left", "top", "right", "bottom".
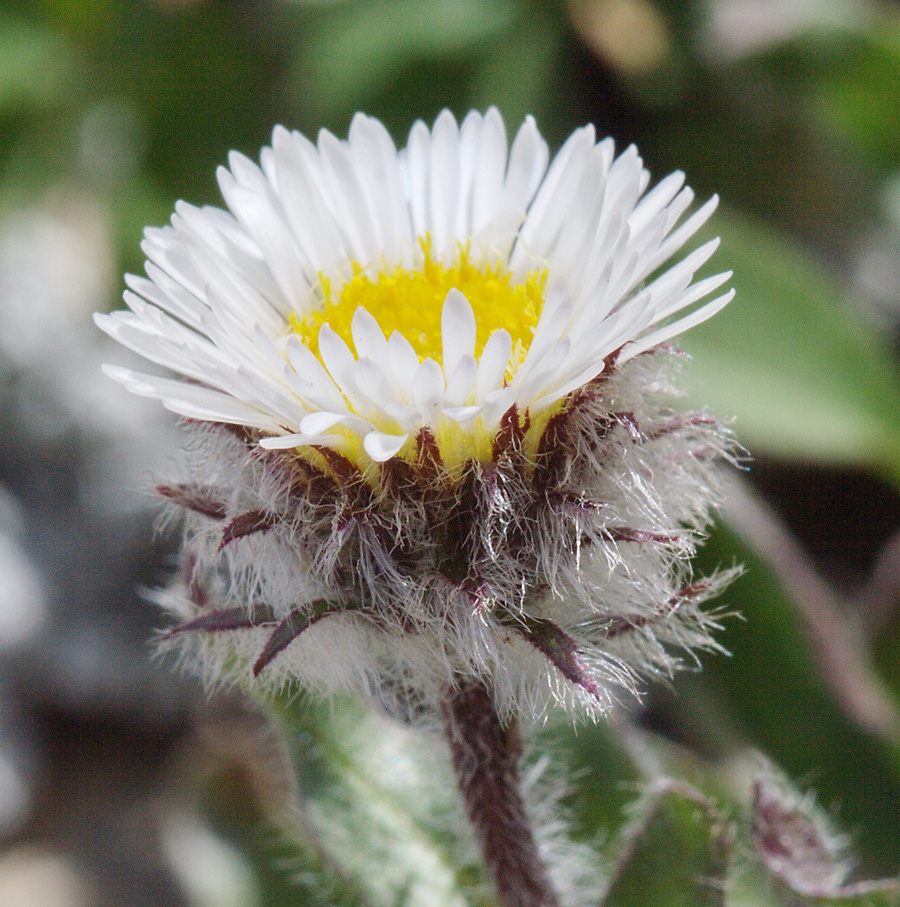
{"left": 440, "top": 679, "right": 560, "bottom": 907}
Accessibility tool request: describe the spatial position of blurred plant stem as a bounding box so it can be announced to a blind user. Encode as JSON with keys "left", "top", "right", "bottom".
{"left": 723, "top": 474, "right": 900, "bottom": 741}
{"left": 860, "top": 527, "right": 900, "bottom": 636}
{"left": 441, "top": 678, "right": 559, "bottom": 907}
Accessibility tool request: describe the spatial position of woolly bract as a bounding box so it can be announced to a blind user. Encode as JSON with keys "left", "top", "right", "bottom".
{"left": 97, "top": 109, "right": 736, "bottom": 719}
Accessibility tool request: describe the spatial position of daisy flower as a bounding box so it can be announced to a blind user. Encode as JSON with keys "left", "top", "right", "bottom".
{"left": 94, "top": 108, "right": 736, "bottom": 721}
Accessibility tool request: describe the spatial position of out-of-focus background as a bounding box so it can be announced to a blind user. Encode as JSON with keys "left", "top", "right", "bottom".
{"left": 1, "top": 0, "right": 900, "bottom": 904}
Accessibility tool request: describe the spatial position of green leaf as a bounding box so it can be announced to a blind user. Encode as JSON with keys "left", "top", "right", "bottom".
{"left": 298, "top": 0, "right": 516, "bottom": 125}
{"left": 466, "top": 0, "right": 565, "bottom": 137}
{"left": 197, "top": 743, "right": 371, "bottom": 907}
{"left": 788, "top": 887, "right": 900, "bottom": 907}
{"left": 266, "top": 692, "right": 491, "bottom": 907}
{"left": 689, "top": 522, "right": 900, "bottom": 873}
{"left": 815, "top": 25, "right": 900, "bottom": 171}
{"left": 600, "top": 782, "right": 730, "bottom": 907}
{"left": 0, "top": 19, "right": 85, "bottom": 112}
{"left": 737, "top": 859, "right": 900, "bottom": 907}
{"left": 680, "top": 211, "right": 900, "bottom": 487}
{"left": 763, "top": 22, "right": 900, "bottom": 171}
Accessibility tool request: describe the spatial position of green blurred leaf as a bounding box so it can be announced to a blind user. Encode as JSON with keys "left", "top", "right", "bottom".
{"left": 815, "top": 24, "right": 900, "bottom": 170}
{"left": 225, "top": 821, "right": 374, "bottom": 907}
{"left": 601, "top": 782, "right": 730, "bottom": 907}
{"left": 787, "top": 887, "right": 900, "bottom": 907}
{"left": 539, "top": 714, "right": 642, "bottom": 843}
{"left": 680, "top": 212, "right": 900, "bottom": 487}
{"left": 297, "top": 0, "right": 516, "bottom": 124}
{"left": 197, "top": 738, "right": 371, "bottom": 907}
{"left": 758, "top": 866, "right": 900, "bottom": 906}
{"left": 466, "top": 0, "right": 565, "bottom": 133}
{"left": 33, "top": 0, "right": 118, "bottom": 41}
{"left": 267, "top": 693, "right": 492, "bottom": 907}
{"left": 112, "top": 0, "right": 286, "bottom": 200}
{"left": 689, "top": 522, "right": 900, "bottom": 874}
{"left": 761, "top": 22, "right": 900, "bottom": 171}
{"left": 736, "top": 861, "right": 900, "bottom": 907}
{"left": 0, "top": 19, "right": 85, "bottom": 111}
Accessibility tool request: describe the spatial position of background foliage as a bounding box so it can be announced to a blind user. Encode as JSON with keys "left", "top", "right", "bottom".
{"left": 1, "top": 0, "right": 900, "bottom": 904}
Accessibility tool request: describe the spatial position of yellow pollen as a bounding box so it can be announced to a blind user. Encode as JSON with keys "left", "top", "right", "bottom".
{"left": 290, "top": 242, "right": 547, "bottom": 367}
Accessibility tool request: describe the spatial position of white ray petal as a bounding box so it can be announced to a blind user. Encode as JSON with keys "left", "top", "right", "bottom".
{"left": 383, "top": 402, "right": 421, "bottom": 430}
{"left": 317, "top": 324, "right": 374, "bottom": 417}
{"left": 660, "top": 186, "right": 696, "bottom": 234}
{"left": 456, "top": 111, "right": 483, "bottom": 237}
{"left": 260, "top": 432, "right": 311, "bottom": 449}
{"left": 300, "top": 411, "right": 346, "bottom": 437}
{"left": 517, "top": 281, "right": 571, "bottom": 374}
{"left": 618, "top": 289, "right": 735, "bottom": 363}
{"left": 271, "top": 126, "right": 347, "bottom": 276}
{"left": 474, "top": 329, "right": 512, "bottom": 401}
{"left": 645, "top": 194, "right": 719, "bottom": 275}
{"left": 402, "top": 120, "right": 431, "bottom": 238}
{"left": 318, "top": 129, "right": 380, "bottom": 264}
{"left": 428, "top": 110, "right": 461, "bottom": 253}
{"left": 126, "top": 271, "right": 204, "bottom": 332}
{"left": 284, "top": 336, "right": 348, "bottom": 412}
{"left": 602, "top": 145, "right": 644, "bottom": 220}
{"left": 348, "top": 113, "right": 413, "bottom": 256}
{"left": 102, "top": 365, "right": 282, "bottom": 430}
{"left": 481, "top": 386, "right": 517, "bottom": 428}
{"left": 502, "top": 115, "right": 549, "bottom": 211}
{"left": 470, "top": 107, "right": 508, "bottom": 232}
{"left": 353, "top": 357, "right": 397, "bottom": 410}
{"left": 628, "top": 170, "right": 685, "bottom": 235}
{"left": 364, "top": 431, "right": 409, "bottom": 462}
{"left": 386, "top": 331, "right": 421, "bottom": 389}
{"left": 530, "top": 360, "right": 606, "bottom": 411}
{"left": 230, "top": 363, "right": 307, "bottom": 426}
{"left": 442, "top": 405, "right": 482, "bottom": 423}
{"left": 94, "top": 312, "right": 229, "bottom": 387}
{"left": 282, "top": 365, "right": 345, "bottom": 415}
{"left": 142, "top": 229, "right": 208, "bottom": 304}
{"left": 514, "top": 337, "right": 571, "bottom": 406}
{"left": 549, "top": 148, "right": 607, "bottom": 279}
{"left": 441, "top": 289, "right": 476, "bottom": 376}
{"left": 412, "top": 358, "right": 445, "bottom": 425}
{"left": 650, "top": 270, "right": 733, "bottom": 324}
{"left": 642, "top": 237, "right": 721, "bottom": 315}
{"left": 351, "top": 306, "right": 388, "bottom": 361}
{"left": 444, "top": 354, "right": 477, "bottom": 407}
{"left": 317, "top": 323, "right": 357, "bottom": 389}
{"left": 511, "top": 124, "right": 596, "bottom": 273}
{"left": 216, "top": 168, "right": 308, "bottom": 311}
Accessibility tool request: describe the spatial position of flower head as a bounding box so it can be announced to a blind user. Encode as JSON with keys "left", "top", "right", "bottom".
{"left": 96, "top": 109, "right": 736, "bottom": 720}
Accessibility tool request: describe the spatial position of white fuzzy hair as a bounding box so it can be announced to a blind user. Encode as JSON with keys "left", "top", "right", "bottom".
{"left": 156, "top": 347, "right": 738, "bottom": 723}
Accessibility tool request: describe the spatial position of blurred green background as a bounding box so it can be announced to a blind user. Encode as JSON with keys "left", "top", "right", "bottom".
{"left": 1, "top": 0, "right": 900, "bottom": 904}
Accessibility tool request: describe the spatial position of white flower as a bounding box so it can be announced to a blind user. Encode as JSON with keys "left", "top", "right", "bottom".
{"left": 95, "top": 108, "right": 731, "bottom": 470}
{"left": 96, "top": 109, "right": 737, "bottom": 720}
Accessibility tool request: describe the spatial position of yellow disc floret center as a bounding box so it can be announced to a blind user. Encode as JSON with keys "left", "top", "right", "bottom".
{"left": 291, "top": 242, "right": 546, "bottom": 368}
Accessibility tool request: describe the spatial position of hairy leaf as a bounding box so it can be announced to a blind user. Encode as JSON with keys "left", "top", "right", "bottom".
{"left": 601, "top": 782, "right": 731, "bottom": 907}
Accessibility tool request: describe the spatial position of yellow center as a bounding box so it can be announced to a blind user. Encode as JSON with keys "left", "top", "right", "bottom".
{"left": 291, "top": 242, "right": 546, "bottom": 368}
{"left": 288, "top": 242, "right": 551, "bottom": 472}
